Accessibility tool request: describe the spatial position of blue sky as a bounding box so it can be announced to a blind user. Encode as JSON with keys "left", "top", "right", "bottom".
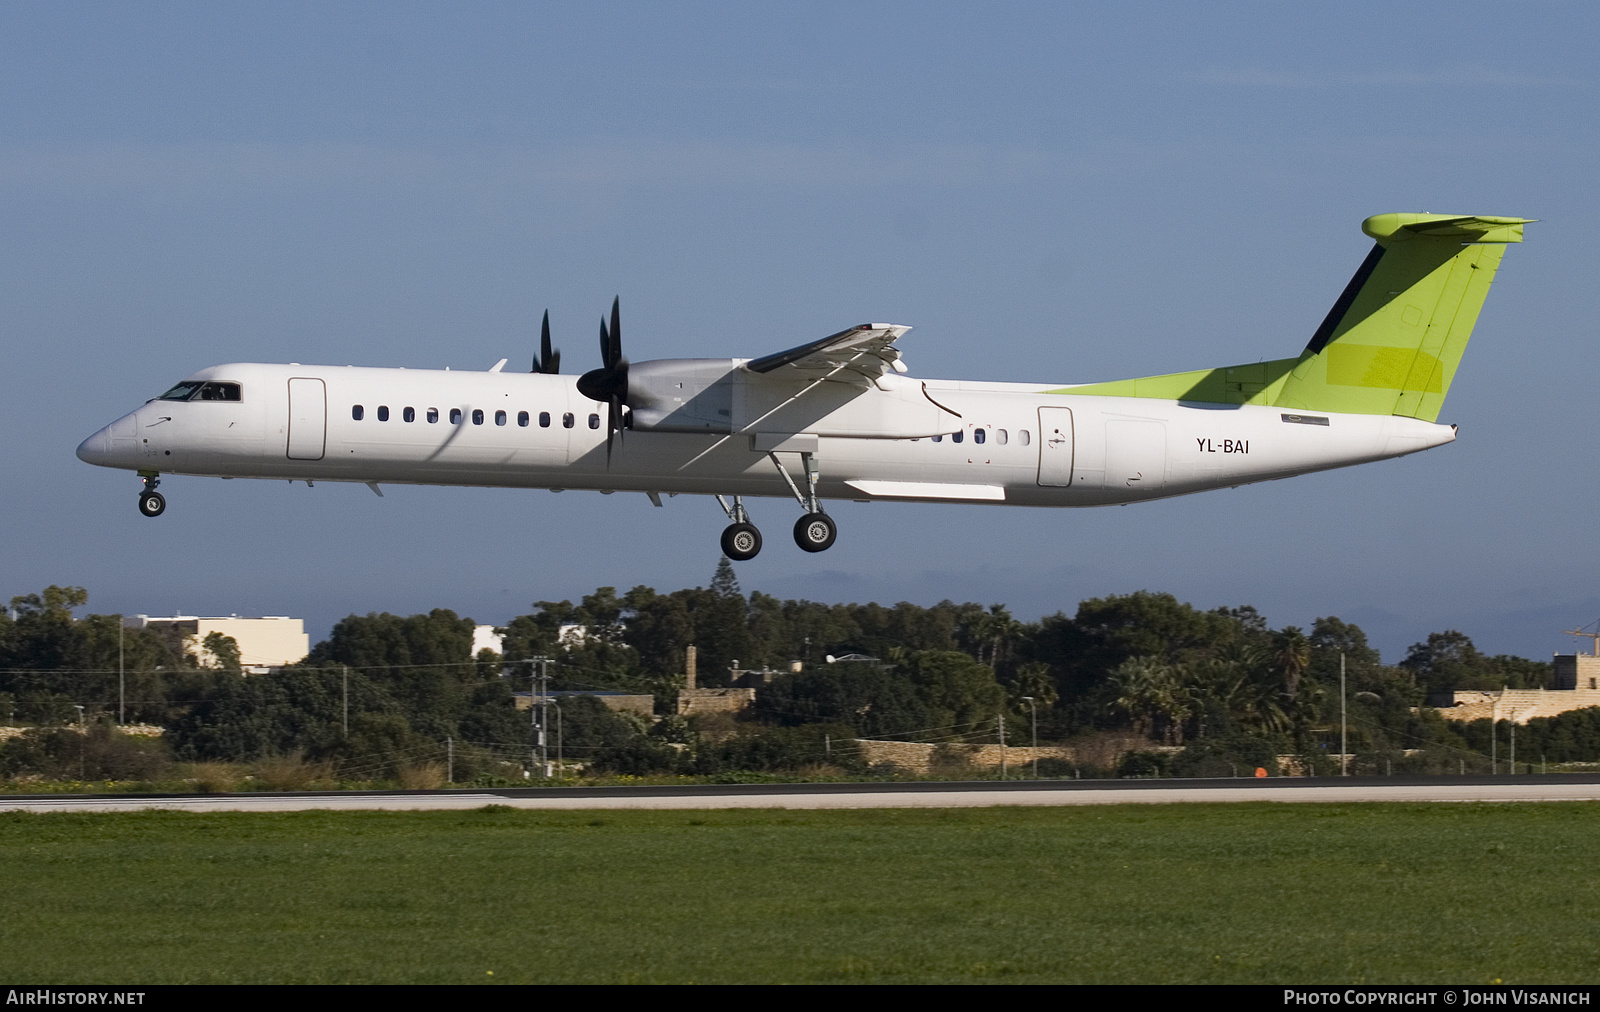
{"left": 4, "top": 2, "right": 1597, "bottom": 661}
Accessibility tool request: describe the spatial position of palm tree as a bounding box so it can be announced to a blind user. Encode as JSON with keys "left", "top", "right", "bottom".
{"left": 1008, "top": 661, "right": 1058, "bottom": 714}
{"left": 1275, "top": 627, "right": 1311, "bottom": 702}
{"left": 1110, "top": 655, "right": 1192, "bottom": 744}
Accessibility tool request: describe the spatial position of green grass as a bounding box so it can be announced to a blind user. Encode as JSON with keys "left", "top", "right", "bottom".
{"left": 1, "top": 803, "right": 1597, "bottom": 983}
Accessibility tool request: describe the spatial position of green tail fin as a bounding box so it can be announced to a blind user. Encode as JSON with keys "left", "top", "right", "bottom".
{"left": 1274, "top": 213, "right": 1530, "bottom": 420}
{"left": 1057, "top": 213, "right": 1530, "bottom": 420}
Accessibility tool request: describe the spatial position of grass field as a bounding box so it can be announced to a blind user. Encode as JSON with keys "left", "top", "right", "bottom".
{"left": 2, "top": 802, "right": 1597, "bottom": 984}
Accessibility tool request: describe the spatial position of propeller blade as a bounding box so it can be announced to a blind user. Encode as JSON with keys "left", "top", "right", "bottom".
{"left": 607, "top": 394, "right": 619, "bottom": 462}
{"left": 533, "top": 310, "right": 560, "bottom": 374}
{"left": 609, "top": 296, "right": 621, "bottom": 370}
{"left": 581, "top": 297, "right": 628, "bottom": 465}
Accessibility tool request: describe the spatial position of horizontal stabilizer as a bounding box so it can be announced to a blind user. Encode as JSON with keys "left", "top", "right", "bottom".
{"left": 1362, "top": 213, "right": 1534, "bottom": 244}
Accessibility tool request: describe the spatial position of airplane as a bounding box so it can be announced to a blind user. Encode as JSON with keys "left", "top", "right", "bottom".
{"left": 77, "top": 212, "right": 1530, "bottom": 561}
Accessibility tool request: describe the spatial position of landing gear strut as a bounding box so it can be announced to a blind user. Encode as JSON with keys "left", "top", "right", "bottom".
{"left": 138, "top": 474, "right": 165, "bottom": 518}
{"left": 767, "top": 450, "right": 837, "bottom": 553}
{"left": 716, "top": 495, "right": 762, "bottom": 561}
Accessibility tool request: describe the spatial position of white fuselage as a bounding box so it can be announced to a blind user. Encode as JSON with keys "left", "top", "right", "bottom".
{"left": 76, "top": 362, "right": 1456, "bottom": 507}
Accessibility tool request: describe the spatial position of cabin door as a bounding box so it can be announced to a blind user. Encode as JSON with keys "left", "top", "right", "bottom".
{"left": 286, "top": 378, "right": 327, "bottom": 460}
{"left": 1036, "top": 407, "right": 1075, "bottom": 486}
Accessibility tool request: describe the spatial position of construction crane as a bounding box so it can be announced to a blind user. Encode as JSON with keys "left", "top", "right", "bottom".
{"left": 1563, "top": 618, "right": 1600, "bottom": 656}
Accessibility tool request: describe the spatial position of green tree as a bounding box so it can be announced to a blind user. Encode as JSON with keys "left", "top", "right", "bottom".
{"left": 202, "top": 632, "right": 242, "bottom": 673}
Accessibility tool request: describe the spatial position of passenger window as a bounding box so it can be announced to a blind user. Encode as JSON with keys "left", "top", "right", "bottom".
{"left": 427, "top": 407, "right": 439, "bottom": 424}
{"left": 403, "top": 407, "right": 415, "bottom": 422}
{"left": 472, "top": 409, "right": 485, "bottom": 425}
{"left": 1019, "top": 429, "right": 1030, "bottom": 446}
{"left": 377, "top": 405, "right": 389, "bottom": 422}
{"left": 996, "top": 429, "right": 1008, "bottom": 445}
{"left": 539, "top": 411, "right": 551, "bottom": 428}
{"left": 450, "top": 408, "right": 462, "bottom": 424}
{"left": 495, "top": 410, "right": 507, "bottom": 426}
{"left": 973, "top": 428, "right": 985, "bottom": 444}
{"left": 352, "top": 405, "right": 364, "bottom": 421}
{"left": 588, "top": 413, "right": 600, "bottom": 429}
{"left": 563, "top": 412, "right": 575, "bottom": 429}
{"left": 518, "top": 411, "right": 529, "bottom": 427}
{"left": 952, "top": 430, "right": 964, "bottom": 444}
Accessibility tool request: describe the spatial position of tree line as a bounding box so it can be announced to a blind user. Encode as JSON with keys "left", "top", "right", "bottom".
{"left": 0, "top": 560, "right": 1588, "bottom": 784}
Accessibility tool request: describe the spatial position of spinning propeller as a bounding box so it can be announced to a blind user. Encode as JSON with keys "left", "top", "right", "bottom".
{"left": 576, "top": 296, "right": 629, "bottom": 462}
{"left": 531, "top": 311, "right": 560, "bottom": 374}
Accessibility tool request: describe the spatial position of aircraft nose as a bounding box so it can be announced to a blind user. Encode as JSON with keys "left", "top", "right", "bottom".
{"left": 76, "top": 427, "right": 114, "bottom": 467}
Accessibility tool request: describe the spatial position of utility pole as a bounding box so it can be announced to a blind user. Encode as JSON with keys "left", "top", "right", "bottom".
{"left": 1340, "top": 652, "right": 1347, "bottom": 777}
{"left": 342, "top": 665, "right": 349, "bottom": 736}
{"left": 528, "top": 656, "right": 551, "bottom": 778}
{"left": 1021, "top": 696, "right": 1037, "bottom": 779}
{"left": 998, "top": 710, "right": 1007, "bottom": 780}
{"left": 1491, "top": 692, "right": 1499, "bottom": 774}
{"left": 1510, "top": 713, "right": 1517, "bottom": 774}
{"left": 118, "top": 620, "right": 125, "bottom": 725}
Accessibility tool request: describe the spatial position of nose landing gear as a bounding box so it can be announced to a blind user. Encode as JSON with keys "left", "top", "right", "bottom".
{"left": 138, "top": 474, "right": 165, "bottom": 517}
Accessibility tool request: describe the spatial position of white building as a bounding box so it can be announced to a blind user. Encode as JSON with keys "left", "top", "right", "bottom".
{"left": 126, "top": 615, "right": 310, "bottom": 671}
{"left": 472, "top": 624, "right": 504, "bottom": 657}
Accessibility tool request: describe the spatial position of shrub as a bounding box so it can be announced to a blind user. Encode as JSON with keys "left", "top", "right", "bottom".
{"left": 184, "top": 762, "right": 246, "bottom": 793}
{"left": 398, "top": 762, "right": 446, "bottom": 790}
{"left": 252, "top": 755, "right": 334, "bottom": 791}
{"left": 1, "top": 725, "right": 172, "bottom": 782}
{"left": 1116, "top": 751, "right": 1173, "bottom": 778}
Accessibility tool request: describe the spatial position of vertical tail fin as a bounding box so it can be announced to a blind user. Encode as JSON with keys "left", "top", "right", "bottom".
{"left": 1274, "top": 213, "right": 1531, "bottom": 421}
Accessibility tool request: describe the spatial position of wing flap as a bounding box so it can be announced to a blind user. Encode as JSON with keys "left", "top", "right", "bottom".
{"left": 745, "top": 324, "right": 911, "bottom": 381}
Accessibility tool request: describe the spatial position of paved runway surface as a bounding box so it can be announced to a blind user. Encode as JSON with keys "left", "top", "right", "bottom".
{"left": 5, "top": 776, "right": 1600, "bottom": 812}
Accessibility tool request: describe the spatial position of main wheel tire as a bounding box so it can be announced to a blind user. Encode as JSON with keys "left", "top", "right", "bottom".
{"left": 793, "top": 512, "right": 836, "bottom": 553}
{"left": 138, "top": 491, "right": 166, "bottom": 517}
{"left": 720, "top": 522, "right": 762, "bottom": 561}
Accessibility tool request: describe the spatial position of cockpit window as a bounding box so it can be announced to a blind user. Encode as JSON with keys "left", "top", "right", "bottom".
{"left": 195, "top": 382, "right": 241, "bottom": 401}
{"left": 158, "top": 381, "right": 241, "bottom": 402}
{"left": 159, "top": 381, "right": 205, "bottom": 401}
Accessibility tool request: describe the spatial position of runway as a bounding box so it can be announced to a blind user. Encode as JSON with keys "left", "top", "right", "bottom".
{"left": 5, "top": 775, "right": 1600, "bottom": 813}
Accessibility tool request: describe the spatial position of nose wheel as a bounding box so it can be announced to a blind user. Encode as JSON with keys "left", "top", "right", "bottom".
{"left": 138, "top": 475, "right": 165, "bottom": 517}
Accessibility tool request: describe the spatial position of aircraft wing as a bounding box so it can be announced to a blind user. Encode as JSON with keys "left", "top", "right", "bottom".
{"left": 744, "top": 324, "right": 911, "bottom": 383}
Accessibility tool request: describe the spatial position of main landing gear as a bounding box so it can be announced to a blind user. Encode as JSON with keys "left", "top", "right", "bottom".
{"left": 138, "top": 474, "right": 165, "bottom": 518}
{"left": 717, "top": 496, "right": 763, "bottom": 561}
{"left": 714, "top": 450, "right": 838, "bottom": 561}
